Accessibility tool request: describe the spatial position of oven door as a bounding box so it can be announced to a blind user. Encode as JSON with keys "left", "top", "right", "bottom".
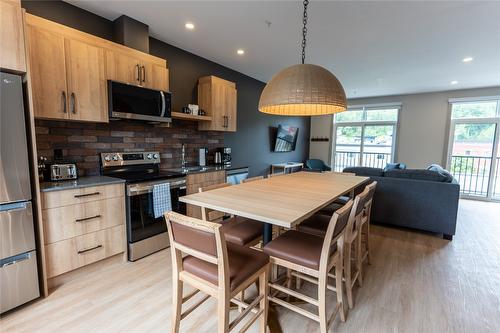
{"left": 108, "top": 80, "right": 172, "bottom": 123}
{"left": 126, "top": 178, "right": 186, "bottom": 243}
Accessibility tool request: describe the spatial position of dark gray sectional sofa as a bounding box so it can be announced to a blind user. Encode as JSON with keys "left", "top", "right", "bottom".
{"left": 343, "top": 167, "right": 460, "bottom": 240}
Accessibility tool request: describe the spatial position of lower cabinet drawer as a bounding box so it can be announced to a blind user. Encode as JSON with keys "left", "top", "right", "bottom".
{"left": 43, "top": 197, "right": 125, "bottom": 244}
{"left": 42, "top": 184, "right": 124, "bottom": 209}
{"left": 45, "top": 225, "right": 125, "bottom": 278}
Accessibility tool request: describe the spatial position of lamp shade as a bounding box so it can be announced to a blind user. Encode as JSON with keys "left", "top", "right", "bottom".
{"left": 258, "top": 64, "right": 347, "bottom": 116}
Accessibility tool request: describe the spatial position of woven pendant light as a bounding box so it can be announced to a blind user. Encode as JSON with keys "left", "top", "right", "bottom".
{"left": 258, "top": 0, "right": 347, "bottom": 116}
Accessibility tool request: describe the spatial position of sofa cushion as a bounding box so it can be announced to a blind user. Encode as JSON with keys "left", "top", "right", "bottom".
{"left": 343, "top": 167, "right": 384, "bottom": 177}
{"left": 384, "top": 163, "right": 407, "bottom": 171}
{"left": 384, "top": 169, "right": 449, "bottom": 182}
{"left": 427, "top": 164, "right": 454, "bottom": 183}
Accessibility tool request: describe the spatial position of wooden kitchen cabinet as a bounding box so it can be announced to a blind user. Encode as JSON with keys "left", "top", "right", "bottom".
{"left": 41, "top": 183, "right": 126, "bottom": 280}
{"left": 26, "top": 13, "right": 169, "bottom": 122}
{"left": 0, "top": 0, "right": 26, "bottom": 73}
{"left": 65, "top": 39, "right": 107, "bottom": 122}
{"left": 186, "top": 171, "right": 226, "bottom": 219}
{"left": 105, "top": 50, "right": 169, "bottom": 91}
{"left": 198, "top": 76, "right": 237, "bottom": 132}
{"left": 26, "top": 25, "right": 68, "bottom": 120}
{"left": 26, "top": 18, "right": 108, "bottom": 122}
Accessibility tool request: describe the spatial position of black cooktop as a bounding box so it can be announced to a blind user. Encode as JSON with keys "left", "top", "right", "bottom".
{"left": 101, "top": 163, "right": 184, "bottom": 183}
{"left": 113, "top": 171, "right": 185, "bottom": 183}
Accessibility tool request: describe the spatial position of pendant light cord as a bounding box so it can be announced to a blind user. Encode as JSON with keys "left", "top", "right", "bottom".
{"left": 301, "top": 0, "right": 309, "bottom": 64}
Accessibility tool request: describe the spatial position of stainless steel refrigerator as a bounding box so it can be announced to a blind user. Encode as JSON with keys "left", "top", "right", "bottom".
{"left": 0, "top": 72, "right": 40, "bottom": 313}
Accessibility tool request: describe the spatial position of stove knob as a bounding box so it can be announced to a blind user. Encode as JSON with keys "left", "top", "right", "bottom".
{"left": 147, "top": 153, "right": 153, "bottom": 159}
{"left": 104, "top": 154, "right": 111, "bottom": 162}
{"left": 112, "top": 154, "right": 119, "bottom": 161}
{"left": 153, "top": 153, "right": 159, "bottom": 159}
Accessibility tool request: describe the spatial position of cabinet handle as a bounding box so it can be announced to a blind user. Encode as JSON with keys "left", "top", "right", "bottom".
{"left": 70, "top": 92, "right": 76, "bottom": 114}
{"left": 62, "top": 91, "right": 67, "bottom": 113}
{"left": 141, "top": 65, "right": 146, "bottom": 83}
{"left": 77, "top": 244, "right": 102, "bottom": 255}
{"left": 136, "top": 64, "right": 141, "bottom": 83}
{"left": 75, "top": 215, "right": 101, "bottom": 223}
{"left": 74, "top": 192, "right": 100, "bottom": 198}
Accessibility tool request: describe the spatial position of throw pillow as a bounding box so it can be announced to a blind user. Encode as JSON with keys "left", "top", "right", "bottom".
{"left": 426, "top": 164, "right": 454, "bottom": 183}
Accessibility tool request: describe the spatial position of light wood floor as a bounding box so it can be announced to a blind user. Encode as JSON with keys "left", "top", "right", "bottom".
{"left": 1, "top": 199, "right": 500, "bottom": 333}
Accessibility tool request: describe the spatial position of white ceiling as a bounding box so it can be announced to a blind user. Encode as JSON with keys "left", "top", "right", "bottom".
{"left": 66, "top": 0, "right": 500, "bottom": 98}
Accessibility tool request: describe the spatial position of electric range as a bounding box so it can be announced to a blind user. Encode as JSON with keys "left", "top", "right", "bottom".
{"left": 100, "top": 151, "right": 186, "bottom": 261}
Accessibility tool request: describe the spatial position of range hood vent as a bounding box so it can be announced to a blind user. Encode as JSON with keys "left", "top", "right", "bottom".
{"left": 113, "top": 15, "right": 149, "bottom": 53}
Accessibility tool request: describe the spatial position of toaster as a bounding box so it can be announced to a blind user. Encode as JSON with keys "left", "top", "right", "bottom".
{"left": 48, "top": 163, "right": 78, "bottom": 181}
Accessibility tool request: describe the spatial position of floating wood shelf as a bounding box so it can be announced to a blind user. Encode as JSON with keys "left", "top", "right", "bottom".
{"left": 171, "top": 112, "right": 212, "bottom": 121}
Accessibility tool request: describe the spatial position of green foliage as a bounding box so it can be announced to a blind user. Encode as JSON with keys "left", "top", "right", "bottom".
{"left": 454, "top": 123, "right": 495, "bottom": 143}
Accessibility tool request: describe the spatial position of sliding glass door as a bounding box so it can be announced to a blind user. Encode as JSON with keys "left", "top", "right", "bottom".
{"left": 447, "top": 98, "right": 500, "bottom": 201}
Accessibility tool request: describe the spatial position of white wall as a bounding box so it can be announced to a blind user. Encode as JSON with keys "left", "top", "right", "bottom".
{"left": 309, "top": 86, "right": 500, "bottom": 169}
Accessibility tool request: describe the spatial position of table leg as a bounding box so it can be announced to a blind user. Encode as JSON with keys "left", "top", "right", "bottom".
{"left": 263, "top": 223, "right": 273, "bottom": 245}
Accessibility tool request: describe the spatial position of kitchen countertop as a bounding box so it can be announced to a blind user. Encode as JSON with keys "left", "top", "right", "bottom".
{"left": 166, "top": 164, "right": 249, "bottom": 175}
{"left": 40, "top": 176, "right": 125, "bottom": 192}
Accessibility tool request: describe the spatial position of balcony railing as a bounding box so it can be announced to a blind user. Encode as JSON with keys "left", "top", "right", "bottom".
{"left": 450, "top": 155, "right": 500, "bottom": 198}
{"left": 334, "top": 152, "right": 500, "bottom": 199}
{"left": 333, "top": 151, "right": 391, "bottom": 172}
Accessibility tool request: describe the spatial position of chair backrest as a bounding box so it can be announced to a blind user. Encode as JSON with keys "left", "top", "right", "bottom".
{"left": 241, "top": 176, "right": 264, "bottom": 183}
{"left": 305, "top": 159, "right": 328, "bottom": 171}
{"left": 165, "top": 211, "right": 229, "bottom": 289}
{"left": 322, "top": 171, "right": 355, "bottom": 176}
{"left": 198, "top": 183, "right": 232, "bottom": 222}
{"left": 319, "top": 200, "right": 354, "bottom": 272}
{"left": 345, "top": 186, "right": 371, "bottom": 242}
{"left": 363, "top": 181, "right": 377, "bottom": 222}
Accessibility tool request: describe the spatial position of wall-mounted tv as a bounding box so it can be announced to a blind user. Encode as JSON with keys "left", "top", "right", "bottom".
{"left": 274, "top": 125, "right": 299, "bottom": 152}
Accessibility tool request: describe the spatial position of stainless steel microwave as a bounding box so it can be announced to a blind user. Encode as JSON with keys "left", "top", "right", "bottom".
{"left": 108, "top": 81, "right": 172, "bottom": 123}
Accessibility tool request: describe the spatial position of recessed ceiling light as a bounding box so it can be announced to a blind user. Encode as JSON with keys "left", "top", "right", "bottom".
{"left": 237, "top": 49, "right": 245, "bottom": 55}
{"left": 185, "top": 22, "right": 195, "bottom": 30}
{"left": 451, "top": 80, "right": 458, "bottom": 85}
{"left": 462, "top": 57, "right": 474, "bottom": 63}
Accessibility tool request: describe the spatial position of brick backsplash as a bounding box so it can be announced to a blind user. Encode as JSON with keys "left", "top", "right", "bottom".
{"left": 35, "top": 119, "right": 224, "bottom": 176}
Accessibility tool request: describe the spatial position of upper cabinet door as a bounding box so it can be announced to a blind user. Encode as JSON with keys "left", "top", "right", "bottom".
{"left": 198, "top": 76, "right": 237, "bottom": 132}
{"left": 0, "top": 0, "right": 26, "bottom": 73}
{"left": 27, "top": 26, "right": 68, "bottom": 120}
{"left": 105, "top": 50, "right": 141, "bottom": 86}
{"left": 65, "top": 39, "right": 107, "bottom": 122}
{"left": 225, "top": 87, "right": 237, "bottom": 132}
{"left": 141, "top": 63, "right": 169, "bottom": 91}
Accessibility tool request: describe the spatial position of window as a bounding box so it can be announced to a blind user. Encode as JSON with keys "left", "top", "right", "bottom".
{"left": 332, "top": 104, "right": 400, "bottom": 171}
{"left": 447, "top": 97, "right": 500, "bottom": 200}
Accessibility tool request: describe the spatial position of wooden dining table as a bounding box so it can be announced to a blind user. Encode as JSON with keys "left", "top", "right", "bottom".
{"left": 179, "top": 171, "right": 370, "bottom": 244}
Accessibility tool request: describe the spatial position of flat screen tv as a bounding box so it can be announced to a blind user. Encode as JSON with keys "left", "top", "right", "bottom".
{"left": 274, "top": 125, "right": 299, "bottom": 152}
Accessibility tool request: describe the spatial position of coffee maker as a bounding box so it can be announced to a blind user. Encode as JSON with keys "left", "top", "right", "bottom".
{"left": 222, "top": 147, "right": 232, "bottom": 166}
{"left": 215, "top": 147, "right": 231, "bottom": 166}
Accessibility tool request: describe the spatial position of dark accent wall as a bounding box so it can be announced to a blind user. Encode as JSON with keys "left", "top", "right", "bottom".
{"left": 22, "top": 0, "right": 310, "bottom": 177}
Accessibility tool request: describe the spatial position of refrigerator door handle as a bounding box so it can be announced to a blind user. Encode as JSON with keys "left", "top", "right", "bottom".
{"left": 0, "top": 201, "right": 29, "bottom": 212}
{"left": 0, "top": 252, "right": 31, "bottom": 268}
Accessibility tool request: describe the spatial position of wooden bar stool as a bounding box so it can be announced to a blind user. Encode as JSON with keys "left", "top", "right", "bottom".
{"left": 298, "top": 186, "right": 371, "bottom": 310}
{"left": 199, "top": 183, "right": 263, "bottom": 247}
{"left": 262, "top": 201, "right": 354, "bottom": 333}
{"left": 241, "top": 176, "right": 264, "bottom": 183}
{"left": 359, "top": 181, "right": 377, "bottom": 267}
{"left": 165, "top": 211, "right": 270, "bottom": 333}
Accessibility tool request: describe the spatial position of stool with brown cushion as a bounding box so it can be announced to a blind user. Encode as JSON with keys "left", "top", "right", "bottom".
{"left": 299, "top": 186, "right": 371, "bottom": 310}
{"left": 199, "top": 183, "right": 263, "bottom": 247}
{"left": 165, "top": 211, "right": 270, "bottom": 333}
{"left": 262, "top": 201, "right": 354, "bottom": 333}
